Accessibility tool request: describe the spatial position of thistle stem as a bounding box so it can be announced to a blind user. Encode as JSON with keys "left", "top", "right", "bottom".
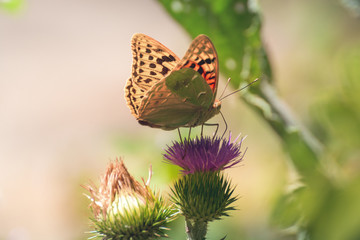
{"left": 185, "top": 219, "right": 208, "bottom": 240}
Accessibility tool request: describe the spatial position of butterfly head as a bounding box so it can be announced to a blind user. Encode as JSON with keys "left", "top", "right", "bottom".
{"left": 207, "top": 98, "right": 221, "bottom": 119}
{"left": 213, "top": 99, "right": 221, "bottom": 109}
{"left": 212, "top": 99, "right": 221, "bottom": 117}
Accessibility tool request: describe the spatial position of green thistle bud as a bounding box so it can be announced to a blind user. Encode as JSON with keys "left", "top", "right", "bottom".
{"left": 84, "top": 159, "right": 177, "bottom": 240}
{"left": 171, "top": 171, "right": 237, "bottom": 239}
{"left": 171, "top": 171, "right": 238, "bottom": 223}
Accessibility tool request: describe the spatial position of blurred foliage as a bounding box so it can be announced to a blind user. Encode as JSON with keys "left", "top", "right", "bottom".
{"left": 340, "top": 0, "right": 360, "bottom": 16}
{"left": 312, "top": 45, "right": 360, "bottom": 168}
{"left": 0, "top": 0, "right": 23, "bottom": 13}
{"left": 157, "top": 0, "right": 360, "bottom": 239}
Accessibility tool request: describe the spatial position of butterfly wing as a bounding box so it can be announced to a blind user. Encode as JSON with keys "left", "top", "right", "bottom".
{"left": 126, "top": 34, "right": 220, "bottom": 130}
{"left": 137, "top": 68, "right": 213, "bottom": 130}
{"left": 165, "top": 68, "right": 214, "bottom": 109}
{"left": 176, "top": 34, "right": 219, "bottom": 97}
{"left": 124, "top": 33, "right": 181, "bottom": 117}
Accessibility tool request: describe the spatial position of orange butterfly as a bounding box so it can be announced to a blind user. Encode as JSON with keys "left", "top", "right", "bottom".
{"left": 125, "top": 34, "right": 220, "bottom": 130}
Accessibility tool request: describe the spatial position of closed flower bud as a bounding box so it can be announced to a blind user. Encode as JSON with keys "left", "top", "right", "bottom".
{"left": 84, "top": 159, "right": 176, "bottom": 240}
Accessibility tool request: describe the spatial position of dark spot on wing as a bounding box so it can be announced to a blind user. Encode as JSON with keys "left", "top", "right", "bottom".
{"left": 162, "top": 56, "right": 172, "bottom": 62}
{"left": 156, "top": 58, "right": 163, "bottom": 64}
{"left": 161, "top": 67, "right": 169, "bottom": 75}
{"left": 169, "top": 55, "right": 176, "bottom": 61}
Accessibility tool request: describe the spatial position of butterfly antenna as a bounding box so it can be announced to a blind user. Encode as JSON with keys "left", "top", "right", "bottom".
{"left": 219, "top": 78, "right": 259, "bottom": 101}
{"left": 219, "top": 78, "right": 231, "bottom": 99}
{"left": 220, "top": 111, "right": 228, "bottom": 139}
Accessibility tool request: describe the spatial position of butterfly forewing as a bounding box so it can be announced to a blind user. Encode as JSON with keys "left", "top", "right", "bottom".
{"left": 126, "top": 34, "right": 181, "bottom": 117}
{"left": 124, "top": 78, "right": 144, "bottom": 116}
{"left": 131, "top": 34, "right": 180, "bottom": 89}
{"left": 177, "top": 35, "right": 219, "bottom": 96}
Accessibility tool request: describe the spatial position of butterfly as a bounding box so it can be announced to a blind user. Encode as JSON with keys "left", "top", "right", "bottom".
{"left": 124, "top": 33, "right": 221, "bottom": 130}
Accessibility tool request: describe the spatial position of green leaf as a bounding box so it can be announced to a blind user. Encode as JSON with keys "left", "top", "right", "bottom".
{"left": 271, "top": 187, "right": 305, "bottom": 229}
{"left": 311, "top": 177, "right": 360, "bottom": 240}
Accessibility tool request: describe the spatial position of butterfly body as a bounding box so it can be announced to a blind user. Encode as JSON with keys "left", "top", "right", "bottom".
{"left": 125, "top": 34, "right": 220, "bottom": 130}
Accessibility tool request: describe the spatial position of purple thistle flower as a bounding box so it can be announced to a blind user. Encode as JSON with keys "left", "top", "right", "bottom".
{"left": 163, "top": 134, "right": 246, "bottom": 174}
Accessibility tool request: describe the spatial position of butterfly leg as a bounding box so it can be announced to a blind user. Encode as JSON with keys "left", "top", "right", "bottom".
{"left": 201, "top": 124, "right": 204, "bottom": 137}
{"left": 179, "top": 128, "right": 189, "bottom": 159}
{"left": 213, "top": 123, "right": 219, "bottom": 139}
{"left": 220, "top": 111, "right": 228, "bottom": 139}
{"left": 202, "top": 123, "right": 219, "bottom": 139}
{"left": 178, "top": 128, "right": 183, "bottom": 144}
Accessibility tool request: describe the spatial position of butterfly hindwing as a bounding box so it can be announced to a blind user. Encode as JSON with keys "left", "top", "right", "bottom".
{"left": 165, "top": 68, "right": 214, "bottom": 109}
{"left": 137, "top": 75, "right": 204, "bottom": 130}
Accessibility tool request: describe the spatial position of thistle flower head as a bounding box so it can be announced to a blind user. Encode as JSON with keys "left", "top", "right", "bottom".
{"left": 163, "top": 134, "right": 246, "bottom": 174}
{"left": 84, "top": 159, "right": 176, "bottom": 239}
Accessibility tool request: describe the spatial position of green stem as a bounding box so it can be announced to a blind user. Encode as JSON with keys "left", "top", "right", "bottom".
{"left": 243, "top": 76, "right": 325, "bottom": 179}
{"left": 185, "top": 219, "right": 208, "bottom": 240}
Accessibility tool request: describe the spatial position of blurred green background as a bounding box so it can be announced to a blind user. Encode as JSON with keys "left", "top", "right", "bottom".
{"left": 1, "top": 0, "right": 360, "bottom": 239}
